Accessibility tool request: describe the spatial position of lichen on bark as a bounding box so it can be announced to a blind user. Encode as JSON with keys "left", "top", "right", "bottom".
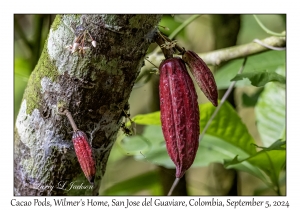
{"left": 14, "top": 14, "right": 162, "bottom": 195}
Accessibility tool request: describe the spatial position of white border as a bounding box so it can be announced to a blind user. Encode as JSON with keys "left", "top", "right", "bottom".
{"left": 3, "top": 0, "right": 299, "bottom": 208}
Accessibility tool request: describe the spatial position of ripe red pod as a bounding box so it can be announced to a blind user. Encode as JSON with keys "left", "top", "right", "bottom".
{"left": 159, "top": 57, "right": 200, "bottom": 178}
{"left": 182, "top": 50, "right": 218, "bottom": 106}
{"left": 72, "top": 130, "right": 96, "bottom": 184}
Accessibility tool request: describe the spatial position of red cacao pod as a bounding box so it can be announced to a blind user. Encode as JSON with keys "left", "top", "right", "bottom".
{"left": 159, "top": 57, "right": 200, "bottom": 178}
{"left": 182, "top": 50, "right": 218, "bottom": 106}
{"left": 72, "top": 130, "right": 96, "bottom": 184}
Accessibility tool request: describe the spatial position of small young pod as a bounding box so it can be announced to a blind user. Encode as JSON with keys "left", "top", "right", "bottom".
{"left": 182, "top": 50, "right": 218, "bottom": 106}
{"left": 72, "top": 130, "right": 96, "bottom": 184}
{"left": 159, "top": 57, "right": 200, "bottom": 178}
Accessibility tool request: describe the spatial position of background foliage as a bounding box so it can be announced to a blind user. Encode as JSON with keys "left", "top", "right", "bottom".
{"left": 14, "top": 14, "right": 286, "bottom": 195}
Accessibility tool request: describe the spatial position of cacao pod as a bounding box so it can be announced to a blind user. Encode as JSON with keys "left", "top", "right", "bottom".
{"left": 159, "top": 57, "right": 200, "bottom": 178}
{"left": 72, "top": 130, "right": 96, "bottom": 184}
{"left": 182, "top": 50, "right": 218, "bottom": 106}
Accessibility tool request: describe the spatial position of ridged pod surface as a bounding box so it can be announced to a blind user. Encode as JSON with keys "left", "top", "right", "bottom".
{"left": 159, "top": 57, "right": 200, "bottom": 178}
{"left": 182, "top": 50, "right": 218, "bottom": 106}
{"left": 72, "top": 130, "right": 96, "bottom": 184}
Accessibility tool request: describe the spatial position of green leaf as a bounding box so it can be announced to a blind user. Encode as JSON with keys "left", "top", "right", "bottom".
{"left": 119, "top": 125, "right": 174, "bottom": 168}
{"left": 121, "top": 101, "right": 274, "bottom": 183}
{"left": 255, "top": 68, "right": 286, "bottom": 147}
{"left": 252, "top": 140, "right": 286, "bottom": 151}
{"left": 132, "top": 101, "right": 256, "bottom": 155}
{"left": 124, "top": 102, "right": 263, "bottom": 182}
{"left": 107, "top": 139, "right": 131, "bottom": 163}
{"left": 132, "top": 111, "right": 161, "bottom": 125}
{"left": 215, "top": 50, "right": 286, "bottom": 89}
{"left": 119, "top": 135, "right": 150, "bottom": 155}
{"left": 101, "top": 171, "right": 160, "bottom": 195}
{"left": 230, "top": 70, "right": 286, "bottom": 87}
{"left": 242, "top": 88, "right": 264, "bottom": 107}
{"left": 224, "top": 140, "right": 286, "bottom": 189}
{"left": 119, "top": 126, "right": 267, "bottom": 183}
{"left": 200, "top": 102, "right": 256, "bottom": 155}
{"left": 195, "top": 135, "right": 268, "bottom": 183}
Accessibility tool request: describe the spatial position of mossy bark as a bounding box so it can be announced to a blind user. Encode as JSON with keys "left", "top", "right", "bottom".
{"left": 14, "top": 14, "right": 162, "bottom": 195}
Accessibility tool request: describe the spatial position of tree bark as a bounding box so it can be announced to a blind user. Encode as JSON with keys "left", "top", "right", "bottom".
{"left": 14, "top": 14, "right": 162, "bottom": 195}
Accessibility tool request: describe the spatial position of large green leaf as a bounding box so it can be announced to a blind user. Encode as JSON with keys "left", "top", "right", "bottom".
{"left": 255, "top": 68, "right": 286, "bottom": 147}
{"left": 132, "top": 101, "right": 256, "bottom": 155}
{"left": 119, "top": 125, "right": 267, "bottom": 183}
{"left": 200, "top": 102, "right": 257, "bottom": 155}
{"left": 231, "top": 70, "right": 286, "bottom": 87}
{"left": 195, "top": 135, "right": 268, "bottom": 182}
{"left": 121, "top": 95, "right": 280, "bottom": 184}
{"left": 119, "top": 125, "right": 174, "bottom": 168}
{"left": 252, "top": 140, "right": 286, "bottom": 151}
{"left": 215, "top": 50, "right": 286, "bottom": 89}
{"left": 122, "top": 102, "right": 263, "bottom": 182}
{"left": 132, "top": 111, "right": 161, "bottom": 125}
{"left": 250, "top": 149, "right": 286, "bottom": 189}
{"left": 224, "top": 140, "right": 286, "bottom": 189}
{"left": 194, "top": 134, "right": 250, "bottom": 166}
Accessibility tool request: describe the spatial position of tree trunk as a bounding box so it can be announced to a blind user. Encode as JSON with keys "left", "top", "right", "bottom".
{"left": 14, "top": 14, "right": 162, "bottom": 195}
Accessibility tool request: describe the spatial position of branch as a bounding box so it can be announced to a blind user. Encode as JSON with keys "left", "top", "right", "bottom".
{"left": 200, "top": 35, "right": 286, "bottom": 65}
{"left": 142, "top": 34, "right": 286, "bottom": 72}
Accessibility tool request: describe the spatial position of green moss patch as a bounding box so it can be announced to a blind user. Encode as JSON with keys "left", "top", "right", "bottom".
{"left": 23, "top": 39, "right": 59, "bottom": 114}
{"left": 51, "top": 15, "right": 62, "bottom": 31}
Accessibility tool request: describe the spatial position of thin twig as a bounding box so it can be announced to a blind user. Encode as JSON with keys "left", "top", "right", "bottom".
{"left": 253, "top": 15, "right": 285, "bottom": 37}
{"left": 169, "top": 15, "right": 201, "bottom": 40}
{"left": 145, "top": 58, "right": 159, "bottom": 68}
